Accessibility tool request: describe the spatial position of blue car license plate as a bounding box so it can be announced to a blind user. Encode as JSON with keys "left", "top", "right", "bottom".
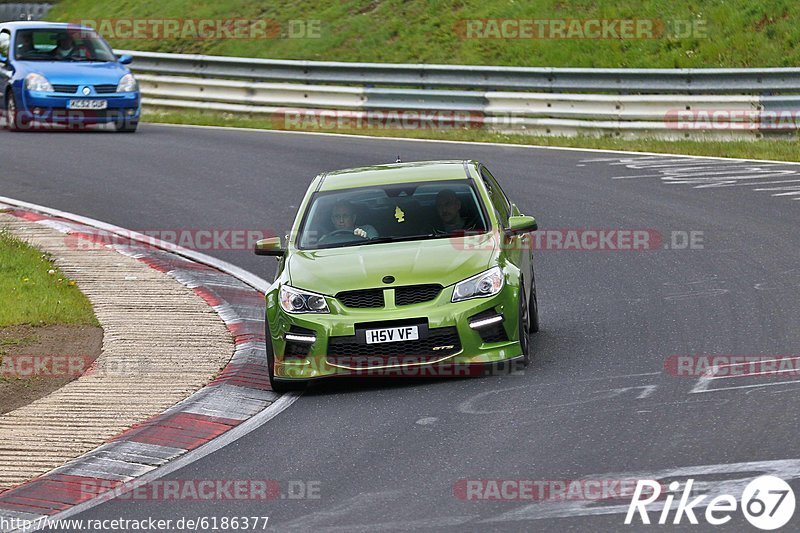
{"left": 68, "top": 99, "right": 108, "bottom": 110}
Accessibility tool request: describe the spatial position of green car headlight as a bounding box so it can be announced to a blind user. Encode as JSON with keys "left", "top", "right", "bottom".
{"left": 452, "top": 266, "right": 504, "bottom": 302}
{"left": 279, "top": 285, "right": 330, "bottom": 314}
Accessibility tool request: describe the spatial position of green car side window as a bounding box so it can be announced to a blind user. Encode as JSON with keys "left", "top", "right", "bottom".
{"left": 480, "top": 166, "right": 511, "bottom": 227}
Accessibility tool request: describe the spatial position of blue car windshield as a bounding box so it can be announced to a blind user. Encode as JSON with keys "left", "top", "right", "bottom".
{"left": 14, "top": 28, "right": 116, "bottom": 62}
{"left": 296, "top": 179, "right": 489, "bottom": 250}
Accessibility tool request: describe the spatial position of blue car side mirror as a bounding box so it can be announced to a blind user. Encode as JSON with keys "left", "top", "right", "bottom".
{"left": 0, "top": 53, "right": 7, "bottom": 64}
{"left": 117, "top": 54, "right": 133, "bottom": 65}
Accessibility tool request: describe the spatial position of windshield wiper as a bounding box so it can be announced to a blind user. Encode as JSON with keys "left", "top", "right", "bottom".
{"left": 360, "top": 234, "right": 441, "bottom": 245}
{"left": 304, "top": 233, "right": 447, "bottom": 251}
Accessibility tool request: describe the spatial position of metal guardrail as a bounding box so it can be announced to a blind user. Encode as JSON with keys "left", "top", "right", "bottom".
{"left": 0, "top": 3, "right": 51, "bottom": 22}
{"left": 121, "top": 50, "right": 800, "bottom": 140}
{"left": 120, "top": 49, "right": 800, "bottom": 93}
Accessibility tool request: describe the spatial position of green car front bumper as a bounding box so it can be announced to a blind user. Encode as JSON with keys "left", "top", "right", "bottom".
{"left": 265, "top": 281, "right": 524, "bottom": 383}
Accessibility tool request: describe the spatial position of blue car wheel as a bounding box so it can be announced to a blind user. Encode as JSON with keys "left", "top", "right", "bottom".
{"left": 5, "top": 91, "right": 24, "bottom": 131}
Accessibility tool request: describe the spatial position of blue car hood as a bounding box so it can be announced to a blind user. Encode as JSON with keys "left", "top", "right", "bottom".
{"left": 16, "top": 61, "right": 127, "bottom": 85}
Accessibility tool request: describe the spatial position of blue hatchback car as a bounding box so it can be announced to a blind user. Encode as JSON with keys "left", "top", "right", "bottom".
{"left": 0, "top": 22, "right": 140, "bottom": 132}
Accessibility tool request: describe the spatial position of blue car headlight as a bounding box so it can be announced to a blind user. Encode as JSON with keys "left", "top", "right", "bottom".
{"left": 279, "top": 286, "right": 329, "bottom": 314}
{"left": 116, "top": 73, "right": 138, "bottom": 93}
{"left": 452, "top": 266, "right": 504, "bottom": 302}
{"left": 25, "top": 73, "right": 53, "bottom": 92}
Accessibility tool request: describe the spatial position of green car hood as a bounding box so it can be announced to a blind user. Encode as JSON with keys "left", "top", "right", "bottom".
{"left": 287, "top": 233, "right": 499, "bottom": 294}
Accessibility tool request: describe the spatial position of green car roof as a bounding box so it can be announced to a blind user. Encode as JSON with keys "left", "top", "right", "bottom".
{"left": 317, "top": 160, "right": 474, "bottom": 191}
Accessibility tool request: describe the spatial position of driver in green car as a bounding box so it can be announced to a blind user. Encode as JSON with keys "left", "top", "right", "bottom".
{"left": 319, "top": 200, "right": 378, "bottom": 243}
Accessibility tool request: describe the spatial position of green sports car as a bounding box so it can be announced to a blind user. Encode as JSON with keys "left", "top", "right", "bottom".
{"left": 255, "top": 160, "right": 539, "bottom": 391}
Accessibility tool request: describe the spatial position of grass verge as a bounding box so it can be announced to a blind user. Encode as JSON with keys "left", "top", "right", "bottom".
{"left": 48, "top": 0, "right": 800, "bottom": 68}
{"left": 0, "top": 228, "right": 98, "bottom": 327}
{"left": 0, "top": 226, "right": 101, "bottom": 413}
{"left": 144, "top": 110, "right": 800, "bottom": 163}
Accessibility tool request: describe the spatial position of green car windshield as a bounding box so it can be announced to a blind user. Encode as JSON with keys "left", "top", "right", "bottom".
{"left": 296, "top": 180, "right": 489, "bottom": 249}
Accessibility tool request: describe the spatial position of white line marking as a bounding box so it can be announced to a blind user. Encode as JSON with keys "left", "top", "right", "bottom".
{"left": 696, "top": 379, "right": 800, "bottom": 393}
{"left": 725, "top": 179, "right": 800, "bottom": 187}
{"left": 690, "top": 357, "right": 800, "bottom": 394}
{"left": 612, "top": 167, "right": 785, "bottom": 180}
{"left": 588, "top": 154, "right": 800, "bottom": 200}
{"left": 713, "top": 368, "right": 800, "bottom": 378}
{"left": 148, "top": 122, "right": 800, "bottom": 166}
{"left": 708, "top": 356, "right": 800, "bottom": 375}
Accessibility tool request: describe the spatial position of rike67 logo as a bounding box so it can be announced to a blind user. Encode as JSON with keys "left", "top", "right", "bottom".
{"left": 626, "top": 476, "right": 795, "bottom": 530}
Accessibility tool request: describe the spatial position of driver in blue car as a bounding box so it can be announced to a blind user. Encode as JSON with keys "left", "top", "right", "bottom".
{"left": 320, "top": 200, "right": 378, "bottom": 243}
{"left": 51, "top": 34, "right": 76, "bottom": 59}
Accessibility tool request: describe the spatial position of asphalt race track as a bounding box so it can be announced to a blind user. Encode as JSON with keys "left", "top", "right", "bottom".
{"left": 2, "top": 124, "right": 800, "bottom": 531}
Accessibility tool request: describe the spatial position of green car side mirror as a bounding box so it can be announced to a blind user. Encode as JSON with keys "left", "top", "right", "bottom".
{"left": 254, "top": 237, "right": 284, "bottom": 256}
{"left": 504, "top": 215, "right": 538, "bottom": 236}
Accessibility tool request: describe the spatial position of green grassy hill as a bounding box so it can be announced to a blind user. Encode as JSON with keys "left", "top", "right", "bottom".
{"left": 48, "top": 0, "right": 799, "bottom": 67}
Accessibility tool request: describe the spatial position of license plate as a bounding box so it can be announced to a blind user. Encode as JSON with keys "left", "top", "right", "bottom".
{"left": 365, "top": 326, "right": 419, "bottom": 344}
{"left": 68, "top": 99, "right": 107, "bottom": 110}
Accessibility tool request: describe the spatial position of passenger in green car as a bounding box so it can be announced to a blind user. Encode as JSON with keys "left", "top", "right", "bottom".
{"left": 432, "top": 189, "right": 479, "bottom": 235}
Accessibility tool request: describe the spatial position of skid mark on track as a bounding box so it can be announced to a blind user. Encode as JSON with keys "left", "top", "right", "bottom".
{"left": 662, "top": 277, "right": 730, "bottom": 301}
{"left": 456, "top": 372, "right": 661, "bottom": 415}
{"left": 457, "top": 373, "right": 665, "bottom": 415}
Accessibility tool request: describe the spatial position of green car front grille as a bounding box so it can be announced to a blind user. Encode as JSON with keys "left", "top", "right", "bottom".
{"left": 326, "top": 326, "right": 461, "bottom": 361}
